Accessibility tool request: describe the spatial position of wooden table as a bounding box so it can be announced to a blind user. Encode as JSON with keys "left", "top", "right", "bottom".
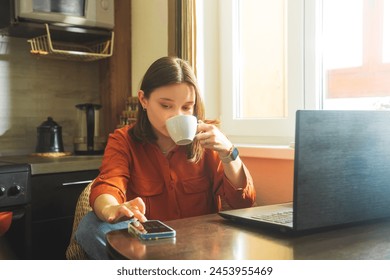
{"left": 105, "top": 214, "right": 390, "bottom": 260}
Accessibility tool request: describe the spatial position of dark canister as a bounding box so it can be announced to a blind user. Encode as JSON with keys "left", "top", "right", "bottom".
{"left": 36, "top": 117, "right": 64, "bottom": 153}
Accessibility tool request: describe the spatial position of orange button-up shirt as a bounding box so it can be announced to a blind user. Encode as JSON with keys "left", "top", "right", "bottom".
{"left": 90, "top": 125, "right": 256, "bottom": 221}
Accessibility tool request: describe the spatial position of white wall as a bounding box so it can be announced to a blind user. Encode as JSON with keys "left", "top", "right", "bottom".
{"left": 130, "top": 0, "right": 221, "bottom": 121}
{"left": 131, "top": 0, "right": 169, "bottom": 96}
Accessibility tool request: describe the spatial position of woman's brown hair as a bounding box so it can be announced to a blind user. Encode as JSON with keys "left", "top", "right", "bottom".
{"left": 129, "top": 56, "right": 205, "bottom": 163}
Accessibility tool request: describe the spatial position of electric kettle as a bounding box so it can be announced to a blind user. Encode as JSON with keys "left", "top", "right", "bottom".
{"left": 36, "top": 117, "right": 64, "bottom": 153}
{"left": 73, "top": 103, "right": 106, "bottom": 155}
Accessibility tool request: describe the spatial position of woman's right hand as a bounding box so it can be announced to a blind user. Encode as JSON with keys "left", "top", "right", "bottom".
{"left": 101, "top": 197, "right": 147, "bottom": 224}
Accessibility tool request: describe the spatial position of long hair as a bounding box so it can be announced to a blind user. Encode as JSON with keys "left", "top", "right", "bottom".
{"left": 130, "top": 56, "right": 205, "bottom": 163}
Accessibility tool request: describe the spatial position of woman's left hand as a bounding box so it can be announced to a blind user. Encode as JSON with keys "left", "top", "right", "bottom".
{"left": 195, "top": 121, "right": 232, "bottom": 157}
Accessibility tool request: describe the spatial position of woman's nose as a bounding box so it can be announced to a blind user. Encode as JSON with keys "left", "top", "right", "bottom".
{"left": 172, "top": 110, "right": 186, "bottom": 117}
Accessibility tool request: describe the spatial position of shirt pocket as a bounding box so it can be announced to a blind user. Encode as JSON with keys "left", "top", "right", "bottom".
{"left": 180, "top": 175, "right": 215, "bottom": 216}
{"left": 130, "top": 174, "right": 164, "bottom": 197}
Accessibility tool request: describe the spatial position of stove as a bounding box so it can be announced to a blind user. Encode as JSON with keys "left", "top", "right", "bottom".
{"left": 0, "top": 162, "right": 31, "bottom": 259}
{"left": 0, "top": 163, "right": 31, "bottom": 210}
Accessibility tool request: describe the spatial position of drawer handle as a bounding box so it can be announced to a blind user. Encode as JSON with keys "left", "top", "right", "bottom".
{"left": 62, "top": 180, "right": 93, "bottom": 187}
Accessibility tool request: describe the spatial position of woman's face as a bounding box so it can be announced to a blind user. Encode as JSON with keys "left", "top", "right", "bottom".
{"left": 139, "top": 83, "right": 196, "bottom": 139}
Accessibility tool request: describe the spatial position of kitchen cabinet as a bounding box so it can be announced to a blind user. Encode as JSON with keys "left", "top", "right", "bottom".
{"left": 29, "top": 170, "right": 99, "bottom": 259}
{"left": 7, "top": 169, "right": 99, "bottom": 260}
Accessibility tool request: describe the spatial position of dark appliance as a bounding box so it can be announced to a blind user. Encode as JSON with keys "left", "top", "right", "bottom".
{"left": 0, "top": 163, "right": 31, "bottom": 259}
{"left": 74, "top": 103, "right": 106, "bottom": 155}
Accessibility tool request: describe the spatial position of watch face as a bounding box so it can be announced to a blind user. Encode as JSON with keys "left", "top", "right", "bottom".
{"left": 231, "top": 147, "right": 239, "bottom": 160}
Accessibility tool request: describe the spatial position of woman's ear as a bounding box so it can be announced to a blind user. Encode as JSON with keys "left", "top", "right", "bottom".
{"left": 138, "top": 90, "right": 148, "bottom": 110}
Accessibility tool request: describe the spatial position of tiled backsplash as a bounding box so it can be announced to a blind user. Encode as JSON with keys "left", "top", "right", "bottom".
{"left": 0, "top": 36, "right": 100, "bottom": 156}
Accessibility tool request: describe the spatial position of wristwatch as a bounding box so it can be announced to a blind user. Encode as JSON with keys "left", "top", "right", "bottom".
{"left": 221, "top": 145, "right": 239, "bottom": 163}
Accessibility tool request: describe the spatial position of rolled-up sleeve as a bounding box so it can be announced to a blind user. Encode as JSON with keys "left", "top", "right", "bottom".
{"left": 208, "top": 151, "right": 256, "bottom": 210}
{"left": 89, "top": 128, "right": 132, "bottom": 208}
{"left": 220, "top": 163, "right": 256, "bottom": 209}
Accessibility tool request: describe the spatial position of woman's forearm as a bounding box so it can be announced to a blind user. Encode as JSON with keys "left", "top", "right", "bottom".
{"left": 93, "top": 194, "right": 120, "bottom": 222}
{"left": 221, "top": 156, "right": 246, "bottom": 189}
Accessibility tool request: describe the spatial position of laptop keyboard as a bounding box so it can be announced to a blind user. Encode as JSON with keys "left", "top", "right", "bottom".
{"left": 252, "top": 210, "right": 293, "bottom": 224}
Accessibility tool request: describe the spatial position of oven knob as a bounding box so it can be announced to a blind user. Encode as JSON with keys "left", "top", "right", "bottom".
{"left": 0, "top": 186, "right": 5, "bottom": 196}
{"left": 8, "top": 185, "right": 22, "bottom": 196}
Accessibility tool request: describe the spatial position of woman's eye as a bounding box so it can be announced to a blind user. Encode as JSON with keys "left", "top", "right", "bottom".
{"left": 161, "top": 104, "right": 171, "bottom": 109}
{"left": 183, "top": 106, "right": 193, "bottom": 111}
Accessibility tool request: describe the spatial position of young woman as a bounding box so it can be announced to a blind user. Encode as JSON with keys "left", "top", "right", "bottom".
{"left": 75, "top": 56, "right": 256, "bottom": 259}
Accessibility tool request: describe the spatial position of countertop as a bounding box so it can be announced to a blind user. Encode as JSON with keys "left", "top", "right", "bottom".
{"left": 0, "top": 155, "right": 102, "bottom": 175}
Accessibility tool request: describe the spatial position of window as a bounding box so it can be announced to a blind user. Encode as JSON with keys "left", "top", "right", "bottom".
{"left": 218, "top": 0, "right": 304, "bottom": 145}
{"left": 236, "top": 0, "right": 287, "bottom": 120}
{"left": 198, "top": 0, "right": 304, "bottom": 145}
{"left": 322, "top": 0, "right": 390, "bottom": 110}
{"left": 197, "top": 0, "right": 390, "bottom": 146}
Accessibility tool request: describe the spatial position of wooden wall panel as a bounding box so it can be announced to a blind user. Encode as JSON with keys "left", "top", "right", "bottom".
{"left": 100, "top": 0, "right": 132, "bottom": 135}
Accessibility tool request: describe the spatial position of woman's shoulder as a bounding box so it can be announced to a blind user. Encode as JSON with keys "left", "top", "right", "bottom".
{"left": 105, "top": 125, "right": 140, "bottom": 149}
{"left": 109, "top": 124, "right": 136, "bottom": 141}
{"left": 111, "top": 124, "right": 133, "bottom": 136}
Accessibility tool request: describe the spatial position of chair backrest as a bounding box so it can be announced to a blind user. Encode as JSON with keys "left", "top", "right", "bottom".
{"left": 65, "top": 180, "right": 94, "bottom": 260}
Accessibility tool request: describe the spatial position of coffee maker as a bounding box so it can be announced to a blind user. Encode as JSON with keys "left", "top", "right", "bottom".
{"left": 73, "top": 103, "right": 106, "bottom": 155}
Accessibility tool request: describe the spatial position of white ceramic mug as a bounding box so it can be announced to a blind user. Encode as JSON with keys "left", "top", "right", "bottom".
{"left": 166, "top": 115, "right": 198, "bottom": 145}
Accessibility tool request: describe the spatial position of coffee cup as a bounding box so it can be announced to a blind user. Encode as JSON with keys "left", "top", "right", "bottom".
{"left": 166, "top": 115, "right": 198, "bottom": 145}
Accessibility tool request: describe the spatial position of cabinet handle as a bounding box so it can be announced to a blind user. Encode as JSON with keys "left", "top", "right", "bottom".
{"left": 62, "top": 180, "right": 93, "bottom": 187}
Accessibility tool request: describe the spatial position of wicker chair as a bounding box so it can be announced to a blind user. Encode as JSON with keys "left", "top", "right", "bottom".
{"left": 65, "top": 180, "right": 94, "bottom": 260}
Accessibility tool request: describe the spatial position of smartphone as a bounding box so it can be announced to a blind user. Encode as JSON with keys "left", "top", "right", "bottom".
{"left": 128, "top": 220, "right": 176, "bottom": 240}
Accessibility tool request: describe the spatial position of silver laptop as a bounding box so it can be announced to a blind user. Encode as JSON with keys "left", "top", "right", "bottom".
{"left": 219, "top": 110, "right": 390, "bottom": 232}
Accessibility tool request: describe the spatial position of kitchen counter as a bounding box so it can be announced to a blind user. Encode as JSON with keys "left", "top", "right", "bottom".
{"left": 0, "top": 155, "right": 102, "bottom": 175}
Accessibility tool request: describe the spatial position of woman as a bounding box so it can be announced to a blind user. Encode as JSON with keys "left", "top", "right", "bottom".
{"left": 75, "top": 56, "right": 256, "bottom": 259}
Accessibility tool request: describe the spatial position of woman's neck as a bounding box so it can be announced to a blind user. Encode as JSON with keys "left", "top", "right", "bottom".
{"left": 156, "top": 134, "right": 176, "bottom": 155}
{"left": 160, "top": 142, "right": 176, "bottom": 155}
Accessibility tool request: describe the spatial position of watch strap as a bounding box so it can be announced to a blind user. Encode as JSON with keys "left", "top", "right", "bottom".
{"left": 220, "top": 145, "right": 239, "bottom": 163}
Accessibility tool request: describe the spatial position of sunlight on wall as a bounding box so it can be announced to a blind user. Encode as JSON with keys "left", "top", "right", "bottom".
{"left": 0, "top": 37, "right": 10, "bottom": 136}
{"left": 131, "top": 0, "right": 168, "bottom": 96}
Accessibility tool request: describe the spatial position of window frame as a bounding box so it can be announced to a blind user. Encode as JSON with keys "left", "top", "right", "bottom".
{"left": 218, "top": 0, "right": 308, "bottom": 145}
{"left": 198, "top": 0, "right": 321, "bottom": 146}
{"left": 326, "top": 0, "right": 390, "bottom": 99}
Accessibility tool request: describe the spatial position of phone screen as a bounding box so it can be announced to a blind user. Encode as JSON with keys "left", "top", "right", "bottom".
{"left": 142, "top": 220, "right": 174, "bottom": 233}
{"left": 128, "top": 220, "right": 176, "bottom": 240}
